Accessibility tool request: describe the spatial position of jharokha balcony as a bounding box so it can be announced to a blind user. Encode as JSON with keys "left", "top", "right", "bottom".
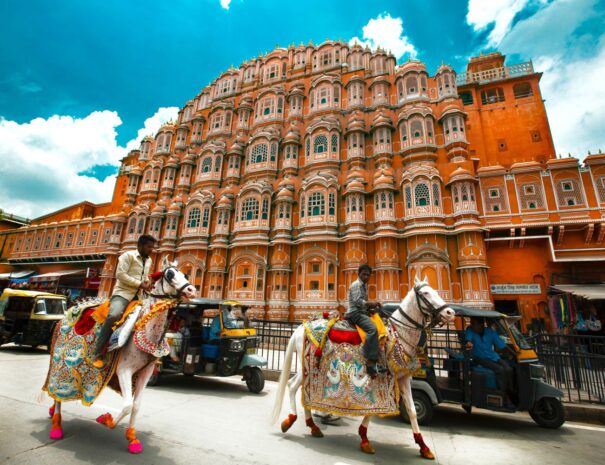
{"left": 456, "top": 61, "right": 534, "bottom": 85}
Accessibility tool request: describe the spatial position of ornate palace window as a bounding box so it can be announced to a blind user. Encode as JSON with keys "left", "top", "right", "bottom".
{"left": 187, "top": 208, "right": 201, "bottom": 228}
{"left": 240, "top": 198, "right": 259, "bottom": 221}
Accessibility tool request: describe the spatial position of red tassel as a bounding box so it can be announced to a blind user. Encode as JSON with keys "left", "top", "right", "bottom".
{"left": 323, "top": 311, "right": 330, "bottom": 319}
{"left": 150, "top": 271, "right": 163, "bottom": 282}
{"left": 314, "top": 347, "right": 323, "bottom": 358}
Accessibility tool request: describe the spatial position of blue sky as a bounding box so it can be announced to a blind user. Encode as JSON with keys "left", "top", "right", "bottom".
{"left": 0, "top": 0, "right": 604, "bottom": 218}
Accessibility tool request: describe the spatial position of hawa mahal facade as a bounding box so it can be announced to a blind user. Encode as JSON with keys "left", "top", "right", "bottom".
{"left": 3, "top": 42, "right": 605, "bottom": 327}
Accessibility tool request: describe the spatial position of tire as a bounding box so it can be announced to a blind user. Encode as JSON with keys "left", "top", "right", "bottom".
{"left": 529, "top": 397, "right": 565, "bottom": 429}
{"left": 246, "top": 367, "right": 265, "bottom": 393}
{"left": 400, "top": 391, "right": 434, "bottom": 426}
{"left": 147, "top": 370, "right": 161, "bottom": 387}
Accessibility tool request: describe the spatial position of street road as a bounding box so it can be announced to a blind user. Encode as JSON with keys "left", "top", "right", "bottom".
{"left": 0, "top": 346, "right": 604, "bottom": 465}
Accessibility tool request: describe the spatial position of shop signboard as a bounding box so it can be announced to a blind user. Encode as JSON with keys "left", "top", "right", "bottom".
{"left": 490, "top": 284, "right": 541, "bottom": 295}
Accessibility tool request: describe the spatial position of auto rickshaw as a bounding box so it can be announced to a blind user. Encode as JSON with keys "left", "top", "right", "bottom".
{"left": 0, "top": 289, "right": 67, "bottom": 348}
{"left": 148, "top": 298, "right": 267, "bottom": 393}
{"left": 402, "top": 305, "right": 565, "bottom": 428}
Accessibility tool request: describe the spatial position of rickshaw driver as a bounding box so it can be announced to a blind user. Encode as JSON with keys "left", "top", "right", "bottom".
{"left": 91, "top": 235, "right": 156, "bottom": 368}
{"left": 465, "top": 317, "right": 514, "bottom": 396}
{"left": 346, "top": 264, "right": 386, "bottom": 377}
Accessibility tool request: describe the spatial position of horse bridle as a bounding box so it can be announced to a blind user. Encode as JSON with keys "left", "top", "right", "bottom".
{"left": 389, "top": 283, "right": 449, "bottom": 330}
{"left": 149, "top": 266, "right": 191, "bottom": 299}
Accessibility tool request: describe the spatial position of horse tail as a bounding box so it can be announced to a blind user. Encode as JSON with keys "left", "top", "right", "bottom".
{"left": 36, "top": 389, "right": 47, "bottom": 404}
{"left": 270, "top": 326, "right": 298, "bottom": 425}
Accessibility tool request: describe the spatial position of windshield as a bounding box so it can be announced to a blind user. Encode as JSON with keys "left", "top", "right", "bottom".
{"left": 222, "top": 307, "right": 247, "bottom": 329}
{"left": 508, "top": 324, "right": 532, "bottom": 350}
{"left": 36, "top": 299, "right": 66, "bottom": 315}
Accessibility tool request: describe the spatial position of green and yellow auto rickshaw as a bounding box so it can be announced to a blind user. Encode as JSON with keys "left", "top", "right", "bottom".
{"left": 0, "top": 289, "right": 67, "bottom": 348}
{"left": 149, "top": 299, "right": 267, "bottom": 393}
{"left": 403, "top": 305, "right": 565, "bottom": 428}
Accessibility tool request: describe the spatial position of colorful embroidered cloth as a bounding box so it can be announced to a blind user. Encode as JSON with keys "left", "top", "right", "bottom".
{"left": 43, "top": 299, "right": 120, "bottom": 406}
{"left": 301, "top": 319, "right": 421, "bottom": 417}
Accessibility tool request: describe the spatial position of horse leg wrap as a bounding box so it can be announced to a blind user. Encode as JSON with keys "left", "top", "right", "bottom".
{"left": 305, "top": 418, "right": 324, "bottom": 438}
{"left": 96, "top": 412, "right": 116, "bottom": 429}
{"left": 281, "top": 413, "right": 297, "bottom": 433}
{"left": 49, "top": 413, "right": 63, "bottom": 440}
{"left": 126, "top": 427, "right": 143, "bottom": 454}
{"left": 414, "top": 433, "right": 435, "bottom": 460}
{"left": 358, "top": 425, "right": 375, "bottom": 454}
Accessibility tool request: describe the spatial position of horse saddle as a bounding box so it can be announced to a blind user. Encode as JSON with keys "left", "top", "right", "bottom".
{"left": 73, "top": 299, "right": 141, "bottom": 345}
{"left": 329, "top": 314, "right": 388, "bottom": 346}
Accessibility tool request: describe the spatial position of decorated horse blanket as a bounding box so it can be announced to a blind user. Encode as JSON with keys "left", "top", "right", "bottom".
{"left": 42, "top": 298, "right": 177, "bottom": 406}
{"left": 301, "top": 317, "right": 421, "bottom": 417}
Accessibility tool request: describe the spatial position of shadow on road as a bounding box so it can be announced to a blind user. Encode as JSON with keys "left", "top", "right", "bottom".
{"left": 30, "top": 416, "right": 179, "bottom": 465}
{"left": 373, "top": 404, "right": 577, "bottom": 440}
{"left": 148, "top": 373, "right": 270, "bottom": 398}
{"left": 272, "top": 429, "right": 419, "bottom": 463}
{"left": 0, "top": 345, "right": 48, "bottom": 355}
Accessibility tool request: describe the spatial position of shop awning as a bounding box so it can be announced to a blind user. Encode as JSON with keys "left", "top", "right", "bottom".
{"left": 550, "top": 284, "right": 605, "bottom": 300}
{"left": 29, "top": 270, "right": 86, "bottom": 283}
{"left": 0, "top": 270, "right": 35, "bottom": 280}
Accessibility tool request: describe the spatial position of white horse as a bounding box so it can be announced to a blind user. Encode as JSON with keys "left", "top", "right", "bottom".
{"left": 44, "top": 257, "right": 196, "bottom": 453}
{"left": 271, "top": 278, "right": 455, "bottom": 459}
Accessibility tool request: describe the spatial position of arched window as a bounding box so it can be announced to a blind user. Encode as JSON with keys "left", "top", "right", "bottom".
{"left": 313, "top": 135, "right": 328, "bottom": 154}
{"left": 201, "top": 157, "right": 212, "bottom": 173}
{"left": 270, "top": 142, "right": 277, "bottom": 162}
{"left": 405, "top": 186, "right": 412, "bottom": 208}
{"left": 432, "top": 183, "right": 440, "bottom": 206}
{"left": 308, "top": 192, "right": 325, "bottom": 216}
{"left": 251, "top": 144, "right": 268, "bottom": 163}
{"left": 406, "top": 76, "right": 418, "bottom": 94}
{"left": 415, "top": 183, "right": 429, "bottom": 206}
{"left": 215, "top": 155, "right": 222, "bottom": 172}
{"left": 128, "top": 217, "right": 136, "bottom": 234}
{"left": 137, "top": 218, "right": 145, "bottom": 234}
{"left": 202, "top": 207, "right": 210, "bottom": 227}
{"left": 187, "top": 208, "right": 201, "bottom": 228}
{"left": 411, "top": 119, "right": 424, "bottom": 139}
{"left": 331, "top": 134, "right": 338, "bottom": 153}
{"left": 240, "top": 197, "right": 259, "bottom": 221}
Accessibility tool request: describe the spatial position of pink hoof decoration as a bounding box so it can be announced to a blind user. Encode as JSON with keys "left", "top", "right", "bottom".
{"left": 49, "top": 428, "right": 64, "bottom": 440}
{"left": 128, "top": 441, "right": 143, "bottom": 454}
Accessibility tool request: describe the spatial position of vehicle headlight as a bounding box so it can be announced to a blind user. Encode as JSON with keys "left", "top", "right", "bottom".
{"left": 530, "top": 364, "right": 545, "bottom": 379}
{"left": 230, "top": 340, "right": 244, "bottom": 351}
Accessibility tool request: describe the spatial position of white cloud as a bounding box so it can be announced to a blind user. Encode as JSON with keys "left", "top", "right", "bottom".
{"left": 466, "top": 0, "right": 535, "bottom": 47}
{"left": 349, "top": 13, "right": 417, "bottom": 60}
{"left": 467, "top": 0, "right": 605, "bottom": 158}
{"left": 0, "top": 106, "right": 179, "bottom": 219}
{"left": 124, "top": 106, "right": 179, "bottom": 152}
{"left": 533, "top": 40, "right": 605, "bottom": 157}
{"left": 220, "top": 0, "right": 231, "bottom": 10}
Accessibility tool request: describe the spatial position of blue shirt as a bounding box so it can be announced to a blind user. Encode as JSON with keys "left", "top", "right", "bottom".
{"left": 465, "top": 326, "right": 506, "bottom": 362}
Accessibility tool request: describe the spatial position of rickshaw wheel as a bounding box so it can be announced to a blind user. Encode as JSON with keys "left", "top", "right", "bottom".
{"left": 147, "top": 370, "right": 161, "bottom": 387}
{"left": 529, "top": 397, "right": 565, "bottom": 429}
{"left": 246, "top": 367, "right": 265, "bottom": 393}
{"left": 399, "top": 391, "right": 434, "bottom": 426}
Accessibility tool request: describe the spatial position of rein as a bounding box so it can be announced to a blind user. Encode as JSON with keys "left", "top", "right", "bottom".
{"left": 148, "top": 266, "right": 191, "bottom": 299}
{"left": 389, "top": 283, "right": 448, "bottom": 331}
